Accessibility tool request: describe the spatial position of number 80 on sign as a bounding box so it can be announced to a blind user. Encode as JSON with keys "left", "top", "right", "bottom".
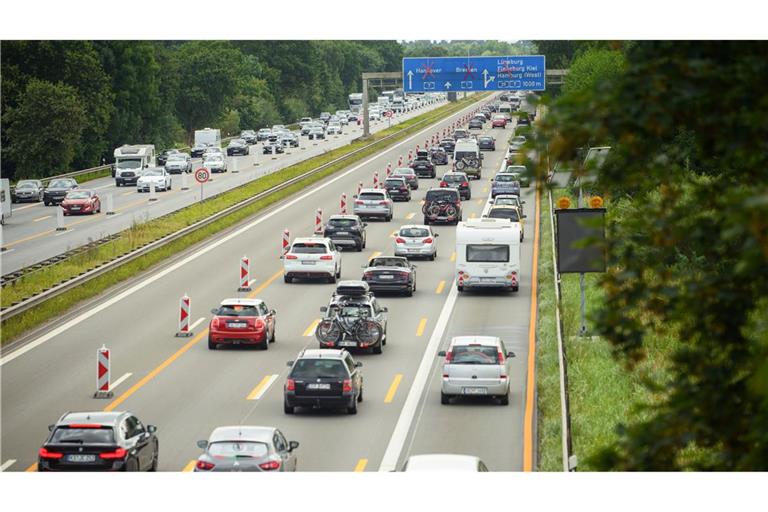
{"left": 195, "top": 168, "right": 210, "bottom": 184}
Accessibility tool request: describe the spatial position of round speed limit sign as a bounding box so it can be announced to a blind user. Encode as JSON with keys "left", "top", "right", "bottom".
{"left": 195, "top": 168, "right": 210, "bottom": 184}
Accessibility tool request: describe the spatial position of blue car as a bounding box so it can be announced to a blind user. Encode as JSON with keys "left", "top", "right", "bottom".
{"left": 490, "top": 173, "right": 521, "bottom": 198}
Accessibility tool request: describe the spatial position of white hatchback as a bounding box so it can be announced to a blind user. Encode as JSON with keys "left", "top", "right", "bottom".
{"left": 283, "top": 237, "right": 342, "bottom": 284}
{"left": 438, "top": 336, "right": 515, "bottom": 405}
{"left": 393, "top": 225, "right": 439, "bottom": 260}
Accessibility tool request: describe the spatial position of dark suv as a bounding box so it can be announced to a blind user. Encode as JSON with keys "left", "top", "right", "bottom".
{"left": 422, "top": 188, "right": 463, "bottom": 225}
{"left": 430, "top": 147, "right": 448, "bottom": 165}
{"left": 410, "top": 155, "right": 436, "bottom": 178}
{"left": 38, "top": 411, "right": 159, "bottom": 471}
{"left": 384, "top": 177, "right": 411, "bottom": 202}
{"left": 323, "top": 214, "right": 367, "bottom": 251}
{"left": 284, "top": 349, "right": 364, "bottom": 415}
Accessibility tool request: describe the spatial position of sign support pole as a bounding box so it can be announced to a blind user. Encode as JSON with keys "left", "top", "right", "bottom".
{"left": 578, "top": 170, "right": 587, "bottom": 336}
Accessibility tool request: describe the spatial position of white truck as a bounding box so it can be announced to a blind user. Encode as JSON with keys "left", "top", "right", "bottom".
{"left": 348, "top": 93, "right": 363, "bottom": 113}
{"left": 455, "top": 218, "right": 521, "bottom": 292}
{"left": 194, "top": 128, "right": 221, "bottom": 148}
{"left": 114, "top": 144, "right": 156, "bottom": 187}
{"left": 1, "top": 178, "right": 11, "bottom": 225}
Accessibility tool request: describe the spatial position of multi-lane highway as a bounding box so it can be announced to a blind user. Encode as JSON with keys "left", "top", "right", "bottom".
{"left": 0, "top": 100, "right": 446, "bottom": 275}
{"left": 0, "top": 96, "right": 538, "bottom": 472}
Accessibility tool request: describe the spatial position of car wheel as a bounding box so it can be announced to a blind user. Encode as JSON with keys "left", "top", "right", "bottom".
{"left": 441, "top": 392, "right": 450, "bottom": 405}
{"left": 430, "top": 252, "right": 436, "bottom": 261}
{"left": 405, "top": 285, "right": 413, "bottom": 297}
{"left": 358, "top": 387, "right": 364, "bottom": 403}
{"left": 457, "top": 284, "right": 464, "bottom": 292}
{"left": 261, "top": 339, "right": 269, "bottom": 351}
{"left": 347, "top": 398, "right": 358, "bottom": 415}
{"left": 423, "top": 217, "right": 430, "bottom": 225}
{"left": 284, "top": 275, "right": 292, "bottom": 284}
{"left": 284, "top": 399, "right": 295, "bottom": 415}
{"left": 208, "top": 337, "right": 217, "bottom": 350}
{"left": 44, "top": 201, "right": 50, "bottom": 206}
{"left": 499, "top": 393, "right": 509, "bottom": 406}
{"left": 356, "top": 243, "right": 362, "bottom": 252}
{"left": 336, "top": 266, "right": 341, "bottom": 279}
{"left": 149, "top": 445, "right": 159, "bottom": 471}
{"left": 373, "top": 343, "right": 383, "bottom": 354}
{"left": 269, "top": 328, "right": 276, "bottom": 343}
{"left": 328, "top": 274, "right": 337, "bottom": 284}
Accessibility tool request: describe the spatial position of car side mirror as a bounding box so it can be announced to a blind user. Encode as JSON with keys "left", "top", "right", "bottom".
{"left": 381, "top": 307, "right": 388, "bottom": 312}
{"left": 522, "top": 201, "right": 526, "bottom": 204}
{"left": 506, "top": 351, "right": 516, "bottom": 358}
{"left": 362, "top": 223, "right": 368, "bottom": 227}
{"left": 197, "top": 440, "right": 208, "bottom": 449}
{"left": 147, "top": 425, "right": 157, "bottom": 433}
{"left": 438, "top": 350, "right": 447, "bottom": 357}
{"left": 48, "top": 424, "right": 55, "bottom": 432}
{"left": 523, "top": 215, "right": 527, "bottom": 219}
{"left": 434, "top": 233, "right": 440, "bottom": 237}
{"left": 270, "top": 309, "right": 276, "bottom": 316}
{"left": 353, "top": 195, "right": 358, "bottom": 199}
{"left": 286, "top": 360, "right": 294, "bottom": 367}
{"left": 210, "top": 308, "right": 218, "bottom": 314}
{"left": 354, "top": 361, "right": 363, "bottom": 368}
{"left": 289, "top": 441, "right": 300, "bottom": 451}
{"left": 320, "top": 306, "right": 328, "bottom": 313}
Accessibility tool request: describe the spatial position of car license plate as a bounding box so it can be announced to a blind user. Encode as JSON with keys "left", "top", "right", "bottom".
{"left": 379, "top": 275, "right": 394, "bottom": 280}
{"left": 336, "top": 231, "right": 349, "bottom": 235}
{"left": 301, "top": 261, "right": 316, "bottom": 265}
{"left": 67, "top": 454, "right": 96, "bottom": 463}
{"left": 462, "top": 387, "right": 487, "bottom": 395}
{"left": 71, "top": 206, "right": 81, "bottom": 210}
{"left": 307, "top": 383, "right": 331, "bottom": 390}
{"left": 339, "top": 341, "right": 357, "bottom": 347}
{"left": 228, "top": 322, "right": 247, "bottom": 328}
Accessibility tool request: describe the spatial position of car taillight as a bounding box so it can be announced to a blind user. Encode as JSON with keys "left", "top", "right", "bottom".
{"left": 422, "top": 238, "right": 433, "bottom": 244}
{"left": 462, "top": 182, "right": 469, "bottom": 187}
{"left": 400, "top": 187, "right": 408, "bottom": 192}
{"left": 355, "top": 200, "right": 364, "bottom": 205}
{"left": 319, "top": 255, "right": 333, "bottom": 260}
{"left": 363, "top": 272, "right": 374, "bottom": 279}
{"left": 378, "top": 201, "right": 388, "bottom": 205}
{"left": 285, "top": 254, "right": 298, "bottom": 259}
{"left": 343, "top": 379, "right": 353, "bottom": 392}
{"left": 286, "top": 379, "right": 295, "bottom": 391}
{"left": 395, "top": 237, "right": 406, "bottom": 244}
{"left": 39, "top": 447, "right": 63, "bottom": 459}
{"left": 196, "top": 460, "right": 215, "bottom": 471}
{"left": 397, "top": 271, "right": 410, "bottom": 277}
{"left": 253, "top": 319, "right": 265, "bottom": 331}
{"left": 211, "top": 317, "right": 220, "bottom": 329}
{"left": 440, "top": 182, "right": 447, "bottom": 187}
{"left": 445, "top": 351, "right": 453, "bottom": 362}
{"left": 99, "top": 448, "right": 128, "bottom": 460}
{"left": 497, "top": 351, "right": 505, "bottom": 364}
{"left": 259, "top": 460, "right": 281, "bottom": 471}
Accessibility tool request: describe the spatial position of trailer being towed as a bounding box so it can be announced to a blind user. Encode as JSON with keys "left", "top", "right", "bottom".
{"left": 455, "top": 217, "right": 521, "bottom": 292}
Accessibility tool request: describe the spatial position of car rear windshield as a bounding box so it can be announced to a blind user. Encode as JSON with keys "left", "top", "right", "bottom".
{"left": 66, "top": 191, "right": 91, "bottom": 199}
{"left": 216, "top": 305, "right": 260, "bottom": 317}
{"left": 451, "top": 345, "right": 499, "bottom": 364}
{"left": 495, "top": 174, "right": 518, "bottom": 183}
{"left": 385, "top": 179, "right": 405, "bottom": 187}
{"left": 208, "top": 441, "right": 269, "bottom": 458}
{"left": 328, "top": 218, "right": 358, "bottom": 227}
{"left": 17, "top": 182, "right": 36, "bottom": 189}
{"left": 291, "top": 243, "right": 329, "bottom": 254}
{"left": 49, "top": 180, "right": 74, "bottom": 188}
{"left": 466, "top": 244, "right": 510, "bottom": 263}
{"left": 51, "top": 426, "right": 115, "bottom": 444}
{"left": 371, "top": 257, "right": 408, "bottom": 267}
{"left": 426, "top": 190, "right": 459, "bottom": 202}
{"left": 494, "top": 197, "right": 519, "bottom": 207}
{"left": 443, "top": 174, "right": 465, "bottom": 182}
{"left": 291, "top": 359, "right": 349, "bottom": 379}
{"left": 488, "top": 209, "right": 520, "bottom": 222}
{"left": 358, "top": 193, "right": 385, "bottom": 201}
{"left": 399, "top": 228, "right": 429, "bottom": 238}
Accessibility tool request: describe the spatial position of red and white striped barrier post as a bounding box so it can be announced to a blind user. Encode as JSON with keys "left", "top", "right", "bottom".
{"left": 340, "top": 193, "right": 347, "bottom": 214}
{"left": 238, "top": 255, "right": 252, "bottom": 292}
{"left": 398, "top": 155, "right": 403, "bottom": 166}
{"left": 176, "top": 294, "right": 193, "bottom": 337}
{"left": 94, "top": 345, "right": 113, "bottom": 398}
{"left": 386, "top": 163, "right": 392, "bottom": 177}
{"left": 282, "top": 229, "right": 290, "bottom": 258}
{"left": 373, "top": 171, "right": 379, "bottom": 189}
{"left": 416, "top": 145, "right": 420, "bottom": 153}
{"left": 408, "top": 150, "right": 413, "bottom": 161}
{"left": 357, "top": 181, "right": 363, "bottom": 196}
{"left": 314, "top": 208, "right": 323, "bottom": 234}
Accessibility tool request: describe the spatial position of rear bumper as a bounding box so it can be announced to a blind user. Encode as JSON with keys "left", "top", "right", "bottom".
{"left": 394, "top": 246, "right": 434, "bottom": 257}
{"left": 353, "top": 207, "right": 389, "bottom": 217}
{"left": 326, "top": 235, "right": 361, "bottom": 247}
{"left": 366, "top": 281, "right": 411, "bottom": 293}
{"left": 285, "top": 393, "right": 354, "bottom": 408}
{"left": 210, "top": 330, "right": 267, "bottom": 345}
{"left": 441, "top": 380, "right": 508, "bottom": 396}
{"left": 388, "top": 191, "right": 410, "bottom": 200}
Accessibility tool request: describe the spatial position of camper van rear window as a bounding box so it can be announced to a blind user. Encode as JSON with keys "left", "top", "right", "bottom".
{"left": 466, "top": 245, "right": 509, "bottom": 263}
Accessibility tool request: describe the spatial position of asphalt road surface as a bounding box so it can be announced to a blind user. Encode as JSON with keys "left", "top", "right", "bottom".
{"left": 0, "top": 100, "right": 446, "bottom": 275}
{"left": 0, "top": 95, "right": 539, "bottom": 472}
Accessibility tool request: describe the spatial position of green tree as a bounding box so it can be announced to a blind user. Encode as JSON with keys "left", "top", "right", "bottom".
{"left": 561, "top": 48, "right": 626, "bottom": 96}
{"left": 533, "top": 40, "right": 576, "bottom": 68}
{"left": 5, "top": 80, "right": 87, "bottom": 178}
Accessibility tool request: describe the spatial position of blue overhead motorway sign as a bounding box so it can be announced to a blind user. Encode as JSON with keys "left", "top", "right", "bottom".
{"left": 402, "top": 55, "right": 546, "bottom": 93}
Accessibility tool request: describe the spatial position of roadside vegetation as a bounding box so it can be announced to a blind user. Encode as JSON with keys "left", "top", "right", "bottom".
{"left": 0, "top": 94, "right": 484, "bottom": 345}
{"left": 533, "top": 41, "right": 768, "bottom": 470}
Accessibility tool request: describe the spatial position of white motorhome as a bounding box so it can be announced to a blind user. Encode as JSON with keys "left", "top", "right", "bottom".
{"left": 113, "top": 144, "right": 156, "bottom": 186}
{"left": 194, "top": 128, "right": 221, "bottom": 148}
{"left": 455, "top": 218, "right": 521, "bottom": 292}
{"left": 348, "top": 93, "right": 363, "bottom": 113}
{"left": 1, "top": 178, "right": 11, "bottom": 225}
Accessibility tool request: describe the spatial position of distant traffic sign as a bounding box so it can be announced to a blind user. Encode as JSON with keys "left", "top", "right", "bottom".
{"left": 402, "top": 55, "right": 546, "bottom": 93}
{"left": 195, "top": 168, "right": 210, "bottom": 184}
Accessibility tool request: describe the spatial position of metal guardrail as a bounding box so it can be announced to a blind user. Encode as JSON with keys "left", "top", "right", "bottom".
{"left": 39, "top": 164, "right": 114, "bottom": 185}
{"left": 0, "top": 96, "right": 474, "bottom": 323}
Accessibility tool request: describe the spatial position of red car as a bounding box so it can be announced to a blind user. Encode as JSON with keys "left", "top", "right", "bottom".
{"left": 491, "top": 116, "right": 508, "bottom": 128}
{"left": 208, "top": 298, "right": 276, "bottom": 350}
{"left": 61, "top": 189, "right": 101, "bottom": 215}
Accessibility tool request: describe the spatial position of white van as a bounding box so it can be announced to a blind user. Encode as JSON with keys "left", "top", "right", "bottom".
{"left": 453, "top": 139, "right": 483, "bottom": 179}
{"left": 455, "top": 218, "right": 521, "bottom": 292}
{"left": 498, "top": 103, "right": 513, "bottom": 119}
{"left": 113, "top": 144, "right": 156, "bottom": 186}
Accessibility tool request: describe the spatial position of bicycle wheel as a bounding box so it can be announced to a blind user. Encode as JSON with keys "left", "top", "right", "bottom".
{"left": 355, "top": 320, "right": 383, "bottom": 345}
{"left": 316, "top": 319, "right": 342, "bottom": 344}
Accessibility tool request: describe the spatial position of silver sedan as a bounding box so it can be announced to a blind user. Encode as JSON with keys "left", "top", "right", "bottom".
{"left": 438, "top": 336, "right": 516, "bottom": 405}
{"left": 194, "top": 426, "right": 299, "bottom": 472}
{"left": 393, "top": 225, "right": 439, "bottom": 260}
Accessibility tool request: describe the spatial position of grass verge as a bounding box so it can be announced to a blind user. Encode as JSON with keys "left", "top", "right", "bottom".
{"left": 1, "top": 95, "right": 486, "bottom": 345}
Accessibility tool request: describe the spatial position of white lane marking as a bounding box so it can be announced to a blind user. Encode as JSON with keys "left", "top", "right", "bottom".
{"left": 12, "top": 204, "right": 39, "bottom": 212}
{"left": 189, "top": 317, "right": 206, "bottom": 331}
{"left": 0, "top": 101, "right": 480, "bottom": 367}
{"left": 250, "top": 374, "right": 279, "bottom": 401}
{"left": 378, "top": 279, "right": 459, "bottom": 472}
{"left": 0, "top": 459, "right": 17, "bottom": 472}
{"left": 248, "top": 279, "right": 256, "bottom": 287}
{"left": 2, "top": 249, "right": 15, "bottom": 254}
{"left": 54, "top": 228, "right": 74, "bottom": 237}
{"left": 33, "top": 215, "right": 52, "bottom": 223}
{"left": 109, "top": 372, "right": 133, "bottom": 391}
{"left": 93, "top": 184, "right": 114, "bottom": 190}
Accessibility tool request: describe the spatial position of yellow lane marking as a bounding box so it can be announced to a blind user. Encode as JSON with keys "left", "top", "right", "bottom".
{"left": 354, "top": 458, "right": 368, "bottom": 472}
{"left": 33, "top": 215, "right": 52, "bottom": 222}
{"left": 247, "top": 269, "right": 285, "bottom": 299}
{"left": 105, "top": 270, "right": 283, "bottom": 412}
{"left": 476, "top": 199, "right": 483, "bottom": 206}
{"left": 405, "top": 212, "right": 415, "bottom": 220}
{"left": 183, "top": 460, "right": 197, "bottom": 472}
{"left": 247, "top": 374, "right": 278, "bottom": 400}
{"left": 469, "top": 212, "right": 476, "bottom": 219}
{"left": 482, "top": 187, "right": 489, "bottom": 193}
{"left": 121, "top": 191, "right": 133, "bottom": 196}
{"left": 435, "top": 280, "right": 445, "bottom": 294}
{"left": 523, "top": 186, "right": 542, "bottom": 472}
{"left": 416, "top": 318, "right": 428, "bottom": 336}
{"left": 2, "top": 228, "right": 56, "bottom": 249}
{"left": 390, "top": 230, "right": 398, "bottom": 238}
{"left": 303, "top": 319, "right": 321, "bottom": 337}
{"left": 369, "top": 251, "right": 382, "bottom": 261}
{"left": 450, "top": 251, "right": 456, "bottom": 262}
{"left": 384, "top": 374, "right": 404, "bottom": 403}
{"left": 25, "top": 463, "right": 37, "bottom": 472}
